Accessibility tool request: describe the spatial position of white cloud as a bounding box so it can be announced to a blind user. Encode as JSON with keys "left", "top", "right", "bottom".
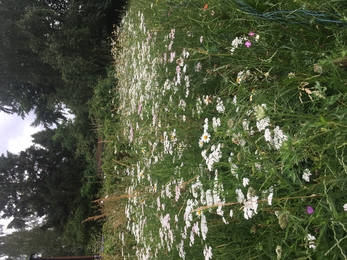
{"left": 0, "top": 112, "right": 43, "bottom": 155}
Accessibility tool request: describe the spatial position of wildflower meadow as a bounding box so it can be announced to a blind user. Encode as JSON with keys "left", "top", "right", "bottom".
{"left": 95, "top": 0, "right": 347, "bottom": 259}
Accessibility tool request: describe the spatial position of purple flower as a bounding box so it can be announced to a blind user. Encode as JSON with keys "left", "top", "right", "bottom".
{"left": 248, "top": 31, "right": 255, "bottom": 37}
{"left": 306, "top": 206, "right": 314, "bottom": 214}
{"left": 245, "top": 41, "right": 252, "bottom": 48}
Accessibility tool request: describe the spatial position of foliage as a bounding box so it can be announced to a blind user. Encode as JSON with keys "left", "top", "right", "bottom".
{"left": 0, "top": 0, "right": 129, "bottom": 257}
{"left": 100, "top": 0, "right": 347, "bottom": 259}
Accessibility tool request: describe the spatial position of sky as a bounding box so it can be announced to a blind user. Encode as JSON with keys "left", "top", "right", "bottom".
{"left": 0, "top": 112, "right": 43, "bottom": 155}
{"left": 0, "top": 111, "right": 44, "bottom": 234}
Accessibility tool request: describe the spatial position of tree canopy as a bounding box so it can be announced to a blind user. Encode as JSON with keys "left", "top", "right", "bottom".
{"left": 0, "top": 0, "right": 128, "bottom": 257}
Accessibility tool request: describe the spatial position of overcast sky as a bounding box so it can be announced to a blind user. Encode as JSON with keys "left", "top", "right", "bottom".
{"left": 0, "top": 112, "right": 44, "bottom": 155}
{"left": 0, "top": 111, "right": 44, "bottom": 233}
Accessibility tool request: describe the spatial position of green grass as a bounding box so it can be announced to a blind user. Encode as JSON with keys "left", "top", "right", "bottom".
{"left": 96, "top": 0, "right": 347, "bottom": 259}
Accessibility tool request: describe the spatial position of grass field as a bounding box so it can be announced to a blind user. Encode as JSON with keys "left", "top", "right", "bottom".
{"left": 95, "top": 0, "right": 347, "bottom": 259}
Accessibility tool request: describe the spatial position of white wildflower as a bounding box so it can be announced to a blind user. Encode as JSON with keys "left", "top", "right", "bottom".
{"left": 267, "top": 187, "right": 274, "bottom": 205}
{"left": 256, "top": 117, "right": 270, "bottom": 131}
{"left": 243, "top": 177, "right": 250, "bottom": 187}
{"left": 307, "top": 233, "right": 316, "bottom": 250}
{"left": 203, "top": 245, "right": 213, "bottom": 260}
{"left": 204, "top": 143, "right": 222, "bottom": 171}
{"left": 195, "top": 62, "right": 202, "bottom": 72}
{"left": 276, "top": 245, "right": 282, "bottom": 260}
{"left": 229, "top": 209, "right": 233, "bottom": 218}
{"left": 203, "top": 95, "right": 212, "bottom": 105}
{"left": 201, "top": 213, "right": 208, "bottom": 240}
{"left": 177, "top": 240, "right": 186, "bottom": 259}
{"left": 161, "top": 213, "right": 170, "bottom": 229}
{"left": 243, "top": 195, "right": 258, "bottom": 220}
{"left": 264, "top": 128, "right": 272, "bottom": 143}
{"left": 179, "top": 99, "right": 186, "bottom": 111}
{"left": 203, "top": 118, "right": 209, "bottom": 131}
{"left": 236, "top": 70, "right": 250, "bottom": 84}
{"left": 254, "top": 104, "right": 267, "bottom": 120}
{"left": 273, "top": 126, "right": 288, "bottom": 150}
{"left": 288, "top": 72, "right": 295, "bottom": 78}
{"left": 216, "top": 99, "right": 225, "bottom": 113}
{"left": 212, "top": 117, "right": 221, "bottom": 132}
{"left": 236, "top": 189, "right": 245, "bottom": 203}
{"left": 302, "top": 168, "right": 312, "bottom": 182}
{"left": 200, "top": 131, "right": 211, "bottom": 144}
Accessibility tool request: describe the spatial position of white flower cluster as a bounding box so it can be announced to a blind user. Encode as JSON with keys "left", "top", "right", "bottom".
{"left": 202, "top": 144, "right": 222, "bottom": 171}
{"left": 254, "top": 104, "right": 288, "bottom": 150}
{"left": 203, "top": 244, "right": 213, "bottom": 260}
{"left": 307, "top": 233, "right": 316, "bottom": 250}
{"left": 236, "top": 188, "right": 259, "bottom": 219}
{"left": 302, "top": 168, "right": 312, "bottom": 182}
{"left": 236, "top": 70, "right": 251, "bottom": 84}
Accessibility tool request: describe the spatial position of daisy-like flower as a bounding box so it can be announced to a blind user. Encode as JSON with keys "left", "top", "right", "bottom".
{"left": 203, "top": 95, "right": 212, "bottom": 105}
{"left": 288, "top": 72, "right": 295, "bottom": 78}
{"left": 201, "top": 131, "right": 211, "bottom": 143}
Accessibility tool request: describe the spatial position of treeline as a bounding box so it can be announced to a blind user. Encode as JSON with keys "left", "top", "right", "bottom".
{"left": 0, "top": 0, "right": 127, "bottom": 257}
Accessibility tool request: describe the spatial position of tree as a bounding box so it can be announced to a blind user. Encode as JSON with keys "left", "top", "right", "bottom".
{"left": 0, "top": 127, "right": 87, "bottom": 230}
{"left": 0, "top": 225, "right": 82, "bottom": 258}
